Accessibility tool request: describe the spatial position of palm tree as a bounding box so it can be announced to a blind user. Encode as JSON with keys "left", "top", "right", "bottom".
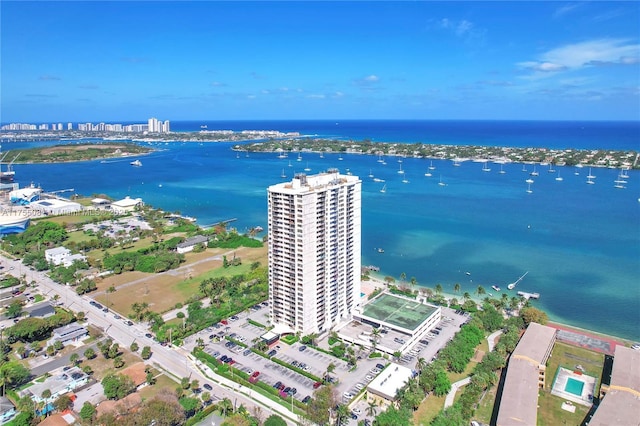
{"left": 476, "top": 285, "right": 486, "bottom": 297}
{"left": 218, "top": 397, "right": 233, "bottom": 416}
{"left": 410, "top": 277, "right": 417, "bottom": 290}
{"left": 416, "top": 357, "right": 427, "bottom": 371}
{"left": 463, "top": 292, "right": 471, "bottom": 302}
{"left": 336, "top": 404, "right": 349, "bottom": 424}
{"left": 435, "top": 284, "right": 443, "bottom": 295}
{"left": 366, "top": 400, "right": 378, "bottom": 417}
{"left": 400, "top": 272, "right": 406, "bottom": 283}
{"left": 453, "top": 283, "right": 461, "bottom": 294}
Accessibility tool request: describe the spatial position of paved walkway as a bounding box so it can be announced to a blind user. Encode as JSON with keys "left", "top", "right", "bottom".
{"left": 444, "top": 377, "right": 471, "bottom": 408}
{"left": 487, "top": 330, "right": 503, "bottom": 352}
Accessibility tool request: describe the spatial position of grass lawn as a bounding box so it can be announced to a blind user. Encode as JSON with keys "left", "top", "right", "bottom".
{"left": 84, "top": 236, "right": 156, "bottom": 263}
{"left": 537, "top": 342, "right": 603, "bottom": 426}
{"left": 537, "top": 392, "right": 591, "bottom": 426}
{"left": 66, "top": 230, "right": 96, "bottom": 245}
{"left": 413, "top": 394, "right": 447, "bottom": 425}
{"left": 474, "top": 382, "right": 499, "bottom": 424}
{"left": 93, "top": 246, "right": 267, "bottom": 317}
{"left": 138, "top": 373, "right": 177, "bottom": 400}
{"left": 33, "top": 214, "right": 111, "bottom": 226}
{"left": 81, "top": 348, "right": 143, "bottom": 381}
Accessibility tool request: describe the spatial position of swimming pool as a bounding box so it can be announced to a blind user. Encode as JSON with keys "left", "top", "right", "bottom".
{"left": 565, "top": 377, "right": 585, "bottom": 396}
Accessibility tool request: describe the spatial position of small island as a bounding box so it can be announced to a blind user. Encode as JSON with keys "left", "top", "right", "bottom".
{"left": 7, "top": 143, "right": 154, "bottom": 163}
{"left": 240, "top": 138, "right": 639, "bottom": 169}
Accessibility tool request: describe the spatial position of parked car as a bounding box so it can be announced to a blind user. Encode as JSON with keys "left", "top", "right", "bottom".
{"left": 203, "top": 383, "right": 212, "bottom": 390}
{"left": 302, "top": 395, "right": 311, "bottom": 404}
{"left": 299, "top": 345, "right": 307, "bottom": 352}
{"left": 313, "top": 381, "right": 322, "bottom": 389}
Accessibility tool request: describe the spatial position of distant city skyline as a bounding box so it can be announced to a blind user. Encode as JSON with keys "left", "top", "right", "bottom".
{"left": 1, "top": 117, "right": 170, "bottom": 133}
{"left": 1, "top": 1, "right": 639, "bottom": 122}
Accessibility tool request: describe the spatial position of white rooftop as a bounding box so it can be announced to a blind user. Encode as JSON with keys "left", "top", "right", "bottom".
{"left": 112, "top": 196, "right": 143, "bottom": 207}
{"left": 367, "top": 362, "right": 414, "bottom": 401}
{"left": 45, "top": 247, "right": 70, "bottom": 256}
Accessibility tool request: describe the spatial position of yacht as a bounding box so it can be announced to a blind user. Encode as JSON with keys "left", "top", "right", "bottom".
{"left": 482, "top": 161, "right": 491, "bottom": 172}
{"left": 130, "top": 159, "right": 142, "bottom": 167}
{"left": 499, "top": 164, "right": 506, "bottom": 174}
{"left": 491, "top": 285, "right": 501, "bottom": 292}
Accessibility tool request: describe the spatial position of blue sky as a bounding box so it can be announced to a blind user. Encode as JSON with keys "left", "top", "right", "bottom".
{"left": 1, "top": 1, "right": 639, "bottom": 122}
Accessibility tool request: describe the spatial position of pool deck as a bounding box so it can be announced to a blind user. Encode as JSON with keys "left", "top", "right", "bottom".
{"left": 551, "top": 367, "right": 596, "bottom": 407}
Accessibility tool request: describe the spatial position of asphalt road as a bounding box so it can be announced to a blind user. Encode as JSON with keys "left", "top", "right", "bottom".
{"left": 0, "top": 254, "right": 298, "bottom": 425}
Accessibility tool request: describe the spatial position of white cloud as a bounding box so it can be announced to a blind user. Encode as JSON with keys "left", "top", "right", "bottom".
{"left": 354, "top": 74, "right": 381, "bottom": 87}
{"left": 553, "top": 3, "right": 582, "bottom": 19}
{"left": 307, "top": 94, "right": 326, "bottom": 99}
{"left": 210, "top": 81, "right": 227, "bottom": 87}
{"left": 518, "top": 38, "right": 640, "bottom": 77}
{"left": 364, "top": 75, "right": 379, "bottom": 82}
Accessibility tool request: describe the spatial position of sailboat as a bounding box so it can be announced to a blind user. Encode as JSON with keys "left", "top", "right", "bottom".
{"left": 297, "top": 152, "right": 302, "bottom": 162}
{"left": 453, "top": 158, "right": 461, "bottom": 167}
{"left": 555, "top": 171, "right": 563, "bottom": 181}
{"left": 338, "top": 154, "right": 344, "bottom": 161}
{"left": 499, "top": 164, "right": 506, "bottom": 174}
{"left": 530, "top": 164, "right": 539, "bottom": 176}
{"left": 619, "top": 167, "right": 630, "bottom": 179}
{"left": 526, "top": 182, "right": 533, "bottom": 193}
{"left": 586, "top": 167, "right": 596, "bottom": 184}
{"left": 380, "top": 184, "right": 387, "bottom": 193}
{"left": 304, "top": 162, "right": 311, "bottom": 172}
{"left": 548, "top": 163, "right": 556, "bottom": 173}
{"left": 438, "top": 175, "right": 446, "bottom": 186}
{"left": 319, "top": 151, "right": 324, "bottom": 159}
{"left": 377, "top": 154, "right": 384, "bottom": 163}
{"left": 482, "top": 161, "right": 491, "bottom": 172}
{"left": 280, "top": 169, "right": 286, "bottom": 178}
{"left": 428, "top": 160, "right": 436, "bottom": 170}
{"left": 402, "top": 174, "right": 409, "bottom": 184}
{"left": 507, "top": 271, "right": 529, "bottom": 290}
{"left": 397, "top": 163, "right": 404, "bottom": 174}
{"left": 368, "top": 169, "right": 374, "bottom": 178}
{"left": 614, "top": 172, "right": 627, "bottom": 188}
{"left": 522, "top": 164, "right": 528, "bottom": 172}
{"left": 525, "top": 178, "right": 534, "bottom": 184}
{"left": 288, "top": 160, "right": 292, "bottom": 167}
{"left": 424, "top": 169, "right": 432, "bottom": 177}
{"left": 574, "top": 167, "right": 580, "bottom": 176}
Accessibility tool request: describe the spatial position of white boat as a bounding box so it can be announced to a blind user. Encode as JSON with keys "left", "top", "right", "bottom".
{"left": 499, "top": 164, "right": 506, "bottom": 174}
{"left": 397, "top": 163, "right": 404, "bottom": 174}
{"left": 368, "top": 169, "right": 374, "bottom": 178}
{"left": 525, "top": 178, "right": 534, "bottom": 184}
{"left": 280, "top": 169, "right": 286, "bottom": 178}
{"left": 277, "top": 153, "right": 287, "bottom": 159}
{"left": 586, "top": 178, "right": 595, "bottom": 185}
{"left": 522, "top": 164, "right": 528, "bottom": 172}
{"left": 402, "top": 174, "right": 409, "bottom": 184}
{"left": 380, "top": 184, "right": 387, "bottom": 193}
{"left": 574, "top": 167, "right": 580, "bottom": 176}
{"left": 482, "top": 161, "right": 491, "bottom": 172}
{"left": 373, "top": 178, "right": 385, "bottom": 183}
{"left": 491, "top": 285, "right": 501, "bottom": 292}
{"left": 338, "top": 154, "right": 344, "bottom": 161}
{"left": 424, "top": 170, "right": 432, "bottom": 177}
{"left": 526, "top": 182, "right": 533, "bottom": 193}
{"left": 530, "top": 164, "right": 539, "bottom": 176}
{"left": 620, "top": 167, "right": 630, "bottom": 179}
{"left": 453, "top": 159, "right": 461, "bottom": 167}
{"left": 130, "top": 159, "right": 142, "bottom": 167}
{"left": 288, "top": 160, "right": 292, "bottom": 167}
{"left": 438, "top": 175, "right": 446, "bottom": 186}
{"left": 319, "top": 152, "right": 324, "bottom": 159}
{"left": 555, "top": 171, "right": 563, "bottom": 181}
{"left": 297, "top": 153, "right": 302, "bottom": 162}
{"left": 507, "top": 271, "right": 528, "bottom": 290}
{"left": 377, "top": 154, "right": 384, "bottom": 163}
{"left": 587, "top": 168, "right": 596, "bottom": 179}
{"left": 304, "top": 162, "right": 311, "bottom": 172}
{"left": 548, "top": 164, "right": 556, "bottom": 173}
{"left": 428, "top": 160, "right": 436, "bottom": 170}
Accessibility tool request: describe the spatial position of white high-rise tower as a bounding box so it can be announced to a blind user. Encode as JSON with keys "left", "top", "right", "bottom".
{"left": 267, "top": 169, "right": 361, "bottom": 335}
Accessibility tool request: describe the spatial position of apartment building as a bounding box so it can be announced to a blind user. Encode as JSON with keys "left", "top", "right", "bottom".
{"left": 267, "top": 169, "right": 361, "bottom": 335}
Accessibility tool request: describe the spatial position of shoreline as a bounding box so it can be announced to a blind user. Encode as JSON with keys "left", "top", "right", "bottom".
{"left": 361, "top": 274, "right": 637, "bottom": 345}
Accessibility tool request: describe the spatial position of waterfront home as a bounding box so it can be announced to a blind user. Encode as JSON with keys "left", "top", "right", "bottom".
{"left": 176, "top": 235, "right": 209, "bottom": 254}
{"left": 110, "top": 196, "right": 144, "bottom": 213}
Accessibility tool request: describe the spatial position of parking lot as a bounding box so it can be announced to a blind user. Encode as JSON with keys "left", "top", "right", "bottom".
{"left": 182, "top": 302, "right": 469, "bottom": 423}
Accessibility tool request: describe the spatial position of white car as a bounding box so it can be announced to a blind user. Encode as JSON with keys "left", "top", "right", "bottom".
{"left": 355, "top": 383, "right": 364, "bottom": 391}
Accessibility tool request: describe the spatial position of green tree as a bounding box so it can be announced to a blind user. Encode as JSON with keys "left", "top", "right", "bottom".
{"left": 180, "top": 377, "right": 190, "bottom": 389}
{"left": 113, "top": 356, "right": 125, "bottom": 368}
{"left": 101, "top": 373, "right": 135, "bottom": 400}
{"left": 521, "top": 306, "right": 549, "bottom": 325}
{"left": 264, "top": 414, "right": 287, "bottom": 426}
{"left": 433, "top": 369, "right": 451, "bottom": 396}
{"left": 476, "top": 285, "right": 486, "bottom": 297}
{"left": 79, "top": 402, "right": 96, "bottom": 421}
{"left": 305, "top": 385, "right": 337, "bottom": 425}
{"left": 6, "top": 301, "right": 23, "bottom": 319}
{"left": 54, "top": 394, "right": 73, "bottom": 412}
{"left": 130, "top": 342, "right": 139, "bottom": 352}
{"left": 0, "top": 361, "right": 31, "bottom": 392}
{"left": 453, "top": 283, "right": 461, "bottom": 294}
{"left": 141, "top": 346, "right": 152, "bottom": 360}
{"left": 218, "top": 397, "right": 234, "bottom": 416}
{"left": 178, "top": 396, "right": 200, "bottom": 418}
{"left": 69, "top": 353, "right": 80, "bottom": 365}
{"left": 84, "top": 348, "right": 96, "bottom": 359}
{"left": 366, "top": 400, "right": 378, "bottom": 417}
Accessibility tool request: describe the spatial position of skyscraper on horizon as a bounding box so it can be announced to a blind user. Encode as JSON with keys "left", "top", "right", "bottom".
{"left": 267, "top": 169, "right": 362, "bottom": 335}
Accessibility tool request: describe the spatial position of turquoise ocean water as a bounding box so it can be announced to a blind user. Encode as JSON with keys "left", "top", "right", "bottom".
{"left": 6, "top": 120, "right": 640, "bottom": 340}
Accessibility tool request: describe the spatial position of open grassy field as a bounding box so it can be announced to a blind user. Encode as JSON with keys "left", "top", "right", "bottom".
{"left": 32, "top": 213, "right": 112, "bottom": 226}
{"left": 93, "top": 245, "right": 267, "bottom": 317}
{"left": 537, "top": 391, "right": 591, "bottom": 426}
{"left": 473, "top": 382, "right": 498, "bottom": 424}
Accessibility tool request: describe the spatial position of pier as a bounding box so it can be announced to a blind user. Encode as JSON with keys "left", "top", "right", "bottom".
{"left": 517, "top": 291, "right": 540, "bottom": 300}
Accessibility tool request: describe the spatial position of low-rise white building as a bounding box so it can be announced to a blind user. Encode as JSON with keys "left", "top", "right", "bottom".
{"left": 366, "top": 363, "right": 414, "bottom": 410}
{"left": 24, "top": 367, "right": 89, "bottom": 403}
{"left": 45, "top": 247, "right": 86, "bottom": 267}
{"left": 29, "top": 198, "right": 82, "bottom": 215}
{"left": 52, "top": 324, "right": 88, "bottom": 344}
{"left": 176, "top": 235, "right": 209, "bottom": 253}
{"left": 111, "top": 196, "right": 144, "bottom": 213}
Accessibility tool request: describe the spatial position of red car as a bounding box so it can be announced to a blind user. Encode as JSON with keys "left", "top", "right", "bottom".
{"left": 313, "top": 381, "right": 322, "bottom": 389}
{"left": 221, "top": 320, "right": 229, "bottom": 325}
{"left": 251, "top": 371, "right": 260, "bottom": 378}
